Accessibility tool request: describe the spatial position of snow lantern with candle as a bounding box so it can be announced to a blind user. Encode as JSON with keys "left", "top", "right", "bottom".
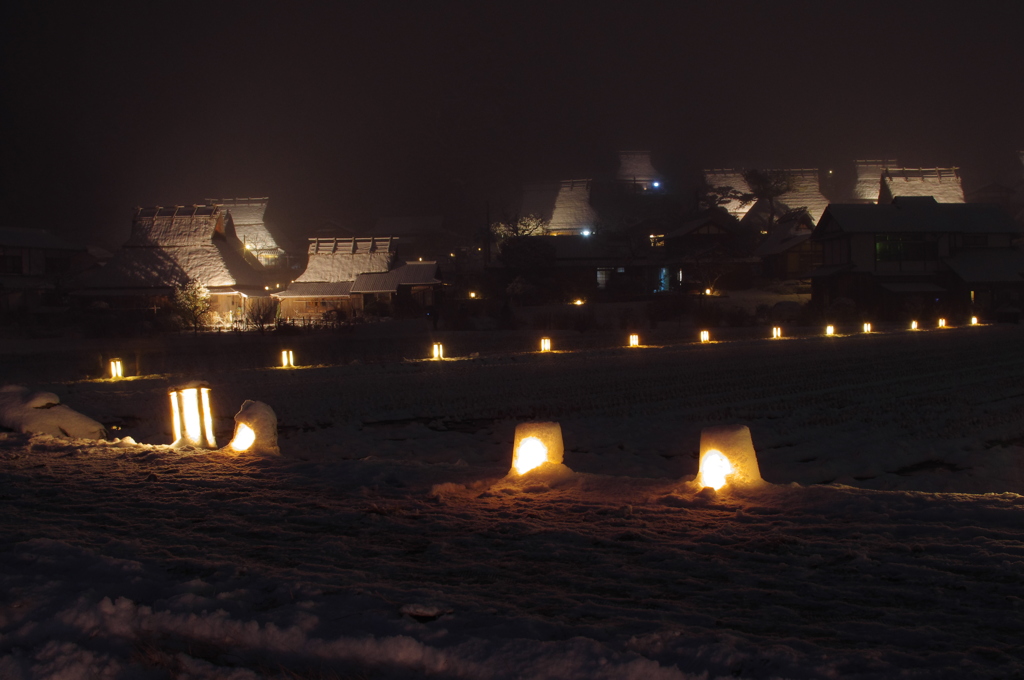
{"left": 168, "top": 382, "right": 216, "bottom": 449}
{"left": 862, "top": 322, "right": 872, "bottom": 333}
{"left": 281, "top": 350, "right": 294, "bottom": 367}
{"left": 628, "top": 334, "right": 639, "bottom": 347}
{"left": 227, "top": 400, "right": 279, "bottom": 456}
{"left": 971, "top": 316, "right": 978, "bottom": 325}
{"left": 911, "top": 320, "right": 918, "bottom": 330}
{"left": 938, "top": 318, "right": 946, "bottom": 328}
{"left": 510, "top": 421, "right": 564, "bottom": 476}
{"left": 109, "top": 358, "right": 123, "bottom": 379}
{"left": 695, "top": 424, "right": 763, "bottom": 491}
{"left": 771, "top": 327, "right": 782, "bottom": 339}
{"left": 700, "top": 330, "right": 710, "bottom": 343}
{"left": 540, "top": 338, "right": 551, "bottom": 352}
{"left": 432, "top": 342, "right": 444, "bottom": 360}
{"left": 826, "top": 325, "right": 835, "bottom": 336}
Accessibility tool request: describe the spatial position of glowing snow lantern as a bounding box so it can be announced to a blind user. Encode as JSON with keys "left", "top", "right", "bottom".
{"left": 938, "top": 318, "right": 946, "bottom": 328}
{"left": 540, "top": 337, "right": 551, "bottom": 352}
{"left": 510, "top": 422, "right": 564, "bottom": 475}
{"left": 700, "top": 330, "right": 710, "bottom": 343}
{"left": 911, "top": 320, "right": 919, "bottom": 330}
{"left": 694, "top": 424, "right": 763, "bottom": 491}
{"left": 629, "top": 333, "right": 640, "bottom": 347}
{"left": 705, "top": 288, "right": 712, "bottom": 296}
{"left": 469, "top": 291, "right": 477, "bottom": 298}
{"left": 168, "top": 382, "right": 216, "bottom": 449}
{"left": 572, "top": 298, "right": 585, "bottom": 306}
{"left": 826, "top": 325, "right": 835, "bottom": 336}
{"left": 432, "top": 342, "right": 444, "bottom": 360}
{"left": 227, "top": 400, "right": 279, "bottom": 455}
{"left": 971, "top": 316, "right": 978, "bottom": 325}
{"left": 862, "top": 322, "right": 872, "bottom": 333}
{"left": 771, "top": 326, "right": 782, "bottom": 339}
{"left": 281, "top": 350, "right": 294, "bottom": 368}
{"left": 109, "top": 358, "right": 123, "bottom": 379}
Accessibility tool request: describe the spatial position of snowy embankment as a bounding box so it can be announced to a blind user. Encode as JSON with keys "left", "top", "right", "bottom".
{"left": 3, "top": 324, "right": 1024, "bottom": 678}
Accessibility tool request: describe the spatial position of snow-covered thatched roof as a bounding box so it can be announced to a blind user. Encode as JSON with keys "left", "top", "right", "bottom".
{"left": 521, "top": 180, "right": 596, "bottom": 236}
{"left": 852, "top": 160, "right": 898, "bottom": 203}
{"left": 616, "top": 151, "right": 659, "bottom": 186}
{"left": 76, "top": 205, "right": 266, "bottom": 294}
{"left": 294, "top": 237, "right": 395, "bottom": 283}
{"left": 272, "top": 281, "right": 354, "bottom": 298}
{"left": 702, "top": 169, "right": 754, "bottom": 220}
{"left": 205, "top": 197, "right": 283, "bottom": 254}
{"left": 879, "top": 168, "right": 964, "bottom": 204}
{"left": 351, "top": 261, "right": 440, "bottom": 294}
{"left": 714, "top": 169, "right": 830, "bottom": 226}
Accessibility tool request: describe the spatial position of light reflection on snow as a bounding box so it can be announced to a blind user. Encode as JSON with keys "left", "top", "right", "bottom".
{"left": 230, "top": 423, "right": 256, "bottom": 452}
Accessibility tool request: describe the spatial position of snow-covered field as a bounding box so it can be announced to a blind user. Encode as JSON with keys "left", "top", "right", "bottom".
{"left": 3, "top": 324, "right": 1024, "bottom": 678}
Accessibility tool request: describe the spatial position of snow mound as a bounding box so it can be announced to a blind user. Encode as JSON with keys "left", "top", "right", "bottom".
{"left": 0, "top": 385, "right": 106, "bottom": 440}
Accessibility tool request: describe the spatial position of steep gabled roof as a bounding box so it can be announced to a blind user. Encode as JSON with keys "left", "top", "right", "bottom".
{"left": 702, "top": 169, "right": 754, "bottom": 220}
{"left": 617, "top": 151, "right": 659, "bottom": 183}
{"left": 814, "top": 197, "right": 1021, "bottom": 236}
{"left": 76, "top": 205, "right": 266, "bottom": 293}
{"left": 852, "top": 159, "right": 898, "bottom": 203}
{"left": 294, "top": 237, "right": 395, "bottom": 283}
{"left": 880, "top": 168, "right": 964, "bottom": 204}
{"left": 204, "top": 197, "right": 283, "bottom": 253}
{"left": 521, "top": 180, "right": 597, "bottom": 235}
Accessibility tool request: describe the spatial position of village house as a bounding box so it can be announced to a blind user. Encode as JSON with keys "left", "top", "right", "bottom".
{"left": 273, "top": 236, "right": 440, "bottom": 322}
{"left": 73, "top": 204, "right": 269, "bottom": 324}
{"left": 810, "top": 196, "right": 1024, "bottom": 321}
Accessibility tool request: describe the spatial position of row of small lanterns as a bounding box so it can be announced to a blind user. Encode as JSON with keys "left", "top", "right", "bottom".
{"left": 106, "top": 316, "right": 982, "bottom": 380}
{"left": 160, "top": 380, "right": 757, "bottom": 493}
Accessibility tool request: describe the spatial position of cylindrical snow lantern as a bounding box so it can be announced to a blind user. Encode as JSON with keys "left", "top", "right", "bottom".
{"left": 695, "top": 424, "right": 763, "bottom": 491}
{"left": 109, "top": 358, "right": 123, "bottom": 379}
{"left": 911, "top": 320, "right": 919, "bottom": 330}
{"left": 826, "top": 325, "right": 835, "bottom": 336}
{"left": 169, "top": 382, "right": 216, "bottom": 449}
{"left": 628, "top": 334, "right": 639, "bottom": 347}
{"left": 862, "top": 322, "right": 872, "bottom": 333}
{"left": 771, "top": 327, "right": 782, "bottom": 339}
{"left": 510, "top": 421, "right": 564, "bottom": 476}
{"left": 432, "top": 342, "right": 444, "bottom": 360}
{"left": 540, "top": 338, "right": 551, "bottom": 352}
{"left": 700, "top": 330, "right": 710, "bottom": 343}
{"left": 281, "top": 350, "right": 294, "bottom": 367}
{"left": 938, "top": 318, "right": 946, "bottom": 328}
{"left": 971, "top": 316, "right": 978, "bottom": 325}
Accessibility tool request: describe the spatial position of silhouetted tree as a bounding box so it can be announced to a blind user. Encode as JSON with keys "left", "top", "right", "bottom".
{"left": 245, "top": 296, "right": 278, "bottom": 333}
{"left": 173, "top": 279, "right": 211, "bottom": 334}
{"left": 741, "top": 169, "right": 798, "bottom": 236}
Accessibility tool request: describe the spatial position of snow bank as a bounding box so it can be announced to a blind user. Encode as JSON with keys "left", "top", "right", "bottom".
{"left": 0, "top": 385, "right": 106, "bottom": 439}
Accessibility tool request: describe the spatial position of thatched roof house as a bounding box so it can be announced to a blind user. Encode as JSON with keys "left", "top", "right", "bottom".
{"left": 879, "top": 167, "right": 964, "bottom": 204}
{"left": 521, "top": 179, "right": 598, "bottom": 236}
{"left": 274, "top": 237, "right": 440, "bottom": 321}
{"left": 77, "top": 204, "right": 266, "bottom": 293}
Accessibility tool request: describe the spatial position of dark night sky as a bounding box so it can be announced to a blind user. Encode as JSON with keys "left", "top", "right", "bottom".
{"left": 4, "top": 1, "right": 1024, "bottom": 249}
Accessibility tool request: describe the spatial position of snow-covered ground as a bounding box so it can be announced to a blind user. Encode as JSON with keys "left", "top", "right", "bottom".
{"left": 3, "top": 324, "right": 1024, "bottom": 678}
